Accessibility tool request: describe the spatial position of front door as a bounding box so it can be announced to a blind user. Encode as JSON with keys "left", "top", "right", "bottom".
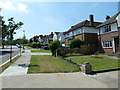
{"left": 114, "top": 37, "right": 119, "bottom": 53}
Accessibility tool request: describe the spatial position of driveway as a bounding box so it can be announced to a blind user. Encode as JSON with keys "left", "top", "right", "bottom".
{"left": 90, "top": 71, "right": 119, "bottom": 88}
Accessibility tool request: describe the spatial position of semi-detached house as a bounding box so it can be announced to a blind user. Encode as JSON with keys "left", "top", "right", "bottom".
{"left": 64, "top": 14, "right": 102, "bottom": 47}
{"left": 97, "top": 12, "right": 120, "bottom": 54}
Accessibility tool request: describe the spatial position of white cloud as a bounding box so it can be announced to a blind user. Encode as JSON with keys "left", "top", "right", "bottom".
{"left": 18, "top": 3, "right": 29, "bottom": 13}
{"left": 0, "top": 1, "right": 16, "bottom": 11}
{"left": 0, "top": 1, "right": 29, "bottom": 13}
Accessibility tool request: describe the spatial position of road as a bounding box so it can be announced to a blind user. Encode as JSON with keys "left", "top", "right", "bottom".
{"left": 0, "top": 45, "right": 20, "bottom": 66}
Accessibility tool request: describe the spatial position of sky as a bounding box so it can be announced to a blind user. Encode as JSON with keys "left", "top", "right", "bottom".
{"left": 0, "top": 0, "right": 119, "bottom": 39}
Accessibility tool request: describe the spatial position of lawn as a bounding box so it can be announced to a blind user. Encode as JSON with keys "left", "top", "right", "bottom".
{"left": 28, "top": 55, "right": 79, "bottom": 73}
{"left": 66, "top": 56, "right": 119, "bottom": 71}
{"left": 0, "top": 55, "right": 21, "bottom": 74}
{"left": 31, "top": 50, "right": 51, "bottom": 53}
{"left": 65, "top": 53, "right": 81, "bottom": 56}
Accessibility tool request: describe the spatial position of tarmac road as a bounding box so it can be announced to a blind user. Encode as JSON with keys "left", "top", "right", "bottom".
{"left": 0, "top": 45, "right": 20, "bottom": 66}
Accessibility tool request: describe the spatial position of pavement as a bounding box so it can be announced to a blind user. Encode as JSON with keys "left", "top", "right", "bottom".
{"left": 2, "top": 72, "right": 109, "bottom": 88}
{"left": 0, "top": 49, "right": 119, "bottom": 88}
{"left": 1, "top": 50, "right": 31, "bottom": 76}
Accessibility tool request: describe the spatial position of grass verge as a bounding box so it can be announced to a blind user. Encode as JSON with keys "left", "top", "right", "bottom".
{"left": 66, "top": 56, "right": 119, "bottom": 71}
{"left": 0, "top": 55, "right": 21, "bottom": 74}
{"left": 22, "top": 50, "right": 25, "bottom": 53}
{"left": 31, "top": 50, "right": 51, "bottom": 53}
{"left": 28, "top": 55, "right": 79, "bottom": 73}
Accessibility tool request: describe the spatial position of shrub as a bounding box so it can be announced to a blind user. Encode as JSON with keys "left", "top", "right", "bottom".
{"left": 70, "top": 38, "right": 84, "bottom": 48}
{"left": 49, "top": 40, "right": 61, "bottom": 57}
{"left": 80, "top": 44, "right": 97, "bottom": 55}
{"left": 31, "top": 42, "right": 38, "bottom": 48}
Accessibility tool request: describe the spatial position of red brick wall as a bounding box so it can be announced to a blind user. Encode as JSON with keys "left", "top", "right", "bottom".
{"left": 75, "top": 33, "right": 98, "bottom": 44}
{"left": 65, "top": 33, "right": 98, "bottom": 47}
{"left": 100, "top": 31, "right": 118, "bottom": 54}
{"left": 100, "top": 31, "right": 118, "bottom": 41}
{"left": 103, "top": 48, "right": 114, "bottom": 54}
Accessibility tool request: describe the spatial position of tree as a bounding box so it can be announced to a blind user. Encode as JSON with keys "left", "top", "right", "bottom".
{"left": 1, "top": 17, "right": 23, "bottom": 48}
{"left": 70, "top": 38, "right": 84, "bottom": 48}
{"left": 49, "top": 40, "right": 61, "bottom": 57}
{"left": 8, "top": 17, "right": 23, "bottom": 40}
{"left": 2, "top": 20, "right": 9, "bottom": 48}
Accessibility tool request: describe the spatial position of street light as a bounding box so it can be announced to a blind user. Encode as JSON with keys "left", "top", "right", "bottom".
{"left": 23, "top": 30, "right": 25, "bottom": 49}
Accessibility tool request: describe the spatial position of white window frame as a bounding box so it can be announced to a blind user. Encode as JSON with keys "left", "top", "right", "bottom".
{"left": 102, "top": 40, "right": 113, "bottom": 48}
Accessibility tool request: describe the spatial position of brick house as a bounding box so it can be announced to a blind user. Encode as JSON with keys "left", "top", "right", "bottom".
{"left": 64, "top": 14, "right": 102, "bottom": 47}
{"left": 96, "top": 12, "right": 120, "bottom": 54}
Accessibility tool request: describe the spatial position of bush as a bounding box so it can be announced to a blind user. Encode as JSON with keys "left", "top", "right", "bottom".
{"left": 70, "top": 38, "right": 84, "bottom": 48}
{"left": 31, "top": 42, "right": 38, "bottom": 48}
{"left": 57, "top": 48, "right": 81, "bottom": 56}
{"left": 49, "top": 40, "right": 61, "bottom": 57}
{"left": 80, "top": 44, "right": 97, "bottom": 55}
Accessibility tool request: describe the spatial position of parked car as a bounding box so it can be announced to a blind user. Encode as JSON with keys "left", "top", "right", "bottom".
{"left": 17, "top": 45, "right": 22, "bottom": 48}
{"left": 43, "top": 46, "right": 49, "bottom": 50}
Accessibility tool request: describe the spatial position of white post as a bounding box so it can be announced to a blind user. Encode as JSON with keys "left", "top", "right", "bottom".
{"left": 112, "top": 38, "right": 115, "bottom": 53}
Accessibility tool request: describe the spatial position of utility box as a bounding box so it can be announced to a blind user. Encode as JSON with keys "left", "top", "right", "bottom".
{"left": 81, "top": 62, "right": 92, "bottom": 74}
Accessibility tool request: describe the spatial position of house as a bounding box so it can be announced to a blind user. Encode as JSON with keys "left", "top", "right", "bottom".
{"left": 53, "top": 32, "right": 65, "bottom": 46}
{"left": 38, "top": 32, "right": 54, "bottom": 44}
{"left": 96, "top": 12, "right": 120, "bottom": 54}
{"left": 64, "top": 14, "right": 102, "bottom": 47}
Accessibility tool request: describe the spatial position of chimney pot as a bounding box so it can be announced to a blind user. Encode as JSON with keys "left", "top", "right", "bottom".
{"left": 106, "top": 15, "right": 110, "bottom": 20}
{"left": 89, "top": 14, "right": 94, "bottom": 26}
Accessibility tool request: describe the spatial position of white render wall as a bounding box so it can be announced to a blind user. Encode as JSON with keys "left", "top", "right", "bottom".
{"left": 83, "top": 27, "right": 98, "bottom": 33}
{"left": 99, "top": 23, "right": 118, "bottom": 34}
{"left": 116, "top": 13, "right": 120, "bottom": 28}
{"left": 65, "top": 27, "right": 98, "bottom": 38}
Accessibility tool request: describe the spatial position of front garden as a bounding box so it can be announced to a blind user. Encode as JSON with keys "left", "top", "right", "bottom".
{"left": 65, "top": 56, "right": 119, "bottom": 71}
{"left": 28, "top": 55, "right": 79, "bottom": 73}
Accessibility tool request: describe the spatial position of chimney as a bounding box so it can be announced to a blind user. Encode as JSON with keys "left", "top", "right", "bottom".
{"left": 89, "top": 14, "right": 94, "bottom": 26}
{"left": 106, "top": 15, "right": 110, "bottom": 20}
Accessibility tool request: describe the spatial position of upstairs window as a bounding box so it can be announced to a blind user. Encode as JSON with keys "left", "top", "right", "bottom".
{"left": 104, "top": 25, "right": 111, "bottom": 33}
{"left": 102, "top": 40, "right": 112, "bottom": 48}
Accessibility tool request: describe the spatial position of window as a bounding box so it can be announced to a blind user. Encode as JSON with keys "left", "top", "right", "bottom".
{"left": 102, "top": 40, "right": 112, "bottom": 48}
{"left": 104, "top": 25, "right": 111, "bottom": 33}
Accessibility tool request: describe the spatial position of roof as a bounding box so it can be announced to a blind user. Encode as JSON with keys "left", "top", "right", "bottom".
{"left": 96, "top": 12, "right": 120, "bottom": 28}
{"left": 54, "top": 32, "right": 60, "bottom": 35}
{"left": 64, "top": 20, "right": 101, "bottom": 34}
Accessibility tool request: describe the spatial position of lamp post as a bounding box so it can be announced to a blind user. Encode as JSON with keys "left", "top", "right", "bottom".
{"left": 23, "top": 30, "right": 25, "bottom": 49}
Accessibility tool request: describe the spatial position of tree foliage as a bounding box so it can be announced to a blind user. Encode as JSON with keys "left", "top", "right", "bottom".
{"left": 70, "top": 38, "right": 84, "bottom": 48}
{"left": 1, "top": 17, "right": 23, "bottom": 48}
{"left": 49, "top": 40, "right": 61, "bottom": 57}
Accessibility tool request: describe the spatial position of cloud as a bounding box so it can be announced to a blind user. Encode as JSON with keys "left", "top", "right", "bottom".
{"left": 18, "top": 3, "right": 29, "bottom": 13}
{"left": 0, "top": 1, "right": 29, "bottom": 13}
{"left": 0, "top": 1, "right": 16, "bottom": 11}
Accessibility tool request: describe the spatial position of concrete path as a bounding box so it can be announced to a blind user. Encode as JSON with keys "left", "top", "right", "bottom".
{"left": 0, "top": 50, "right": 31, "bottom": 76}
{"left": 31, "top": 52, "right": 52, "bottom": 55}
{"left": 2, "top": 72, "right": 109, "bottom": 88}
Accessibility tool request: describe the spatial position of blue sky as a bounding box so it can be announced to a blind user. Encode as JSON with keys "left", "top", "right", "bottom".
{"left": 0, "top": 1, "right": 119, "bottom": 39}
